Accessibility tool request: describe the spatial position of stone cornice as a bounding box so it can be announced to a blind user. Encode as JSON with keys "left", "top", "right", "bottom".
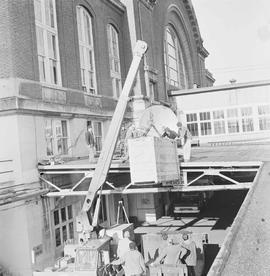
{"left": 197, "top": 45, "right": 209, "bottom": 58}
{"left": 182, "top": 0, "right": 209, "bottom": 54}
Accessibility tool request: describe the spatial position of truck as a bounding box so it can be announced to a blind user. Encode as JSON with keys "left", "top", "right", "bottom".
{"left": 173, "top": 191, "right": 214, "bottom": 218}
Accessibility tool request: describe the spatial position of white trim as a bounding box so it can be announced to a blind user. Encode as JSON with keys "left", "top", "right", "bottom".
{"left": 76, "top": 6, "right": 97, "bottom": 94}
{"left": 34, "top": 0, "right": 62, "bottom": 86}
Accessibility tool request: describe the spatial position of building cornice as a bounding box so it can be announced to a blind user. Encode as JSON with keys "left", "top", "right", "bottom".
{"left": 205, "top": 69, "right": 215, "bottom": 83}
{"left": 182, "top": 0, "right": 210, "bottom": 56}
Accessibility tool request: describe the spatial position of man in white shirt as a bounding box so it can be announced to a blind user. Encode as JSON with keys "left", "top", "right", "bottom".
{"left": 112, "top": 242, "right": 146, "bottom": 276}
{"left": 117, "top": 230, "right": 131, "bottom": 258}
{"left": 181, "top": 234, "right": 197, "bottom": 276}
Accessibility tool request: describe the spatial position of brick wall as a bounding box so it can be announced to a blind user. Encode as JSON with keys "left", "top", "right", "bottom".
{"left": 0, "top": 0, "right": 15, "bottom": 79}
{"left": 57, "top": 0, "right": 128, "bottom": 97}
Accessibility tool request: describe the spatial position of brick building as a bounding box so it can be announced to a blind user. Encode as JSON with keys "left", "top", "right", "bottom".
{"left": 0, "top": 0, "right": 213, "bottom": 274}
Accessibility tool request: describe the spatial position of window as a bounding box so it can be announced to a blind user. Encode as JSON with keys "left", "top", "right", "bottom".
{"left": 164, "top": 26, "right": 187, "bottom": 88}
{"left": 93, "top": 121, "right": 103, "bottom": 152}
{"left": 53, "top": 205, "right": 74, "bottom": 247}
{"left": 227, "top": 108, "right": 239, "bottom": 133}
{"left": 34, "top": 0, "right": 61, "bottom": 85}
{"left": 199, "top": 112, "right": 212, "bottom": 136}
{"left": 107, "top": 24, "right": 122, "bottom": 98}
{"left": 258, "top": 105, "right": 270, "bottom": 130}
{"left": 45, "top": 119, "right": 69, "bottom": 156}
{"left": 76, "top": 6, "right": 96, "bottom": 94}
{"left": 241, "top": 107, "right": 254, "bottom": 132}
{"left": 186, "top": 113, "right": 198, "bottom": 136}
{"left": 213, "top": 110, "right": 225, "bottom": 135}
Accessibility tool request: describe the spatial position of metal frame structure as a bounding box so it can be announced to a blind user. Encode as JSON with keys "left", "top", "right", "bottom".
{"left": 39, "top": 160, "right": 261, "bottom": 198}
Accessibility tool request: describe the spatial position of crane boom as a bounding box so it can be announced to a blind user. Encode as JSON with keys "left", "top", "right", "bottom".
{"left": 78, "top": 41, "right": 147, "bottom": 230}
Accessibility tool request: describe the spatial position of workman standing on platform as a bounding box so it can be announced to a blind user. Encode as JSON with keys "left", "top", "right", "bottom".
{"left": 85, "top": 123, "right": 96, "bottom": 162}
{"left": 162, "top": 127, "right": 178, "bottom": 140}
{"left": 112, "top": 241, "right": 146, "bottom": 276}
{"left": 177, "top": 122, "right": 192, "bottom": 162}
{"left": 181, "top": 234, "right": 197, "bottom": 276}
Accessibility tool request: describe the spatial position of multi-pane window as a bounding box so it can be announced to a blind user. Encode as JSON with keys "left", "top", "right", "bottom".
{"left": 107, "top": 24, "right": 122, "bottom": 98}
{"left": 241, "top": 107, "right": 254, "bottom": 132}
{"left": 227, "top": 108, "right": 239, "bottom": 133}
{"left": 199, "top": 112, "right": 212, "bottom": 136}
{"left": 93, "top": 121, "right": 103, "bottom": 152}
{"left": 164, "top": 26, "right": 187, "bottom": 88}
{"left": 34, "top": 0, "right": 61, "bottom": 85}
{"left": 186, "top": 113, "right": 198, "bottom": 136}
{"left": 53, "top": 205, "right": 74, "bottom": 247}
{"left": 45, "top": 119, "right": 69, "bottom": 156}
{"left": 213, "top": 110, "right": 226, "bottom": 135}
{"left": 258, "top": 105, "right": 270, "bottom": 130}
{"left": 76, "top": 6, "right": 96, "bottom": 94}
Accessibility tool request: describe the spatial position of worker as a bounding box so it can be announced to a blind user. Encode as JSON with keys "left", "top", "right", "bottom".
{"left": 152, "top": 238, "right": 187, "bottom": 265}
{"left": 117, "top": 230, "right": 132, "bottom": 258}
{"left": 112, "top": 241, "right": 146, "bottom": 276}
{"left": 181, "top": 234, "right": 197, "bottom": 276}
{"left": 162, "top": 127, "right": 178, "bottom": 139}
{"left": 176, "top": 122, "right": 192, "bottom": 162}
{"left": 85, "top": 123, "right": 96, "bottom": 162}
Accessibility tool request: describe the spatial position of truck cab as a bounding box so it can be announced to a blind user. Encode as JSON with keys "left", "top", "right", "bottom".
{"left": 173, "top": 191, "right": 213, "bottom": 218}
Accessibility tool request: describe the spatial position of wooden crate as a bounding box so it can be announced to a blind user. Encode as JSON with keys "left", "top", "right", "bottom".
{"left": 128, "top": 136, "right": 180, "bottom": 184}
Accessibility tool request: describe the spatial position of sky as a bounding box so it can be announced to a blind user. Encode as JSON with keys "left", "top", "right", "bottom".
{"left": 192, "top": 0, "right": 270, "bottom": 85}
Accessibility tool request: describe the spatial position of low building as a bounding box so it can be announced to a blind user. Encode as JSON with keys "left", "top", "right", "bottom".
{"left": 173, "top": 80, "right": 270, "bottom": 144}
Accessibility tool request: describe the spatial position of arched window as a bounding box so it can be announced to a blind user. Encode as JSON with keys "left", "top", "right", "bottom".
{"left": 107, "top": 24, "right": 122, "bottom": 98}
{"left": 164, "top": 26, "right": 188, "bottom": 89}
{"left": 76, "top": 6, "right": 97, "bottom": 94}
{"left": 34, "top": 0, "right": 61, "bottom": 85}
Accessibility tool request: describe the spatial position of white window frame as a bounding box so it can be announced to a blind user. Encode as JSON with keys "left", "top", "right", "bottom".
{"left": 93, "top": 121, "right": 103, "bottom": 153}
{"left": 186, "top": 113, "right": 199, "bottom": 137}
{"left": 76, "top": 6, "right": 97, "bottom": 94}
{"left": 241, "top": 106, "right": 254, "bottom": 132}
{"left": 45, "top": 119, "right": 70, "bottom": 156}
{"left": 227, "top": 108, "right": 240, "bottom": 134}
{"left": 53, "top": 205, "right": 75, "bottom": 250}
{"left": 34, "top": 0, "right": 62, "bottom": 85}
{"left": 213, "top": 110, "right": 226, "bottom": 135}
{"left": 199, "top": 111, "right": 212, "bottom": 136}
{"left": 164, "top": 26, "right": 188, "bottom": 89}
{"left": 107, "top": 24, "right": 122, "bottom": 98}
{"left": 258, "top": 104, "right": 270, "bottom": 131}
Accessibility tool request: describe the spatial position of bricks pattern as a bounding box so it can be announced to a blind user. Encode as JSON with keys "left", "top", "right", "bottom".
{"left": 0, "top": 0, "right": 209, "bottom": 103}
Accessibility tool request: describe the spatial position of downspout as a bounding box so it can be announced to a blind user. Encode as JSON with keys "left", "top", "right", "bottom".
{"left": 137, "top": 1, "right": 151, "bottom": 99}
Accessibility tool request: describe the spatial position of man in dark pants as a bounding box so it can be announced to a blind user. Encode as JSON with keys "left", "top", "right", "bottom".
{"left": 112, "top": 242, "right": 146, "bottom": 276}
{"left": 181, "top": 234, "right": 197, "bottom": 276}
{"left": 85, "top": 123, "right": 96, "bottom": 162}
